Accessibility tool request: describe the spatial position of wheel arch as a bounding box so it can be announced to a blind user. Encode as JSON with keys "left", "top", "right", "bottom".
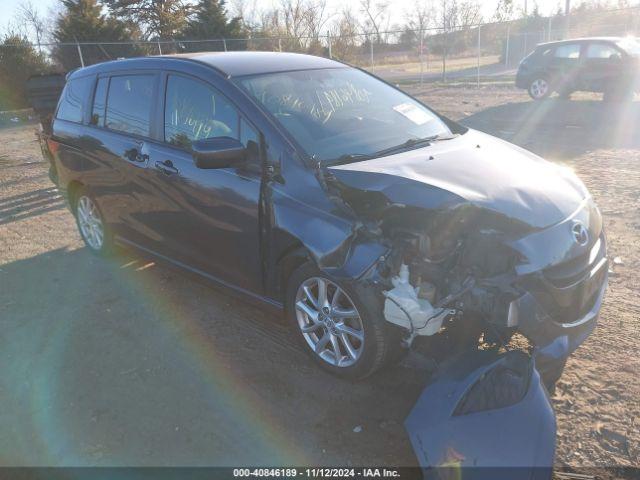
{"left": 66, "top": 180, "right": 85, "bottom": 210}
{"left": 274, "top": 243, "right": 314, "bottom": 309}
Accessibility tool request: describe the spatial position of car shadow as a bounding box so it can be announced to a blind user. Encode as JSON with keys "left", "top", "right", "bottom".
{"left": 0, "top": 246, "right": 426, "bottom": 466}
{"left": 462, "top": 98, "right": 640, "bottom": 159}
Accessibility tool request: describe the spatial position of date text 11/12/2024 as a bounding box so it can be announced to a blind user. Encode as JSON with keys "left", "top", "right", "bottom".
{"left": 233, "top": 468, "right": 402, "bottom": 478}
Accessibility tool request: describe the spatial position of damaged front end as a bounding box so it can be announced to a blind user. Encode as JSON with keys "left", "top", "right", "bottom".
{"left": 323, "top": 130, "right": 608, "bottom": 386}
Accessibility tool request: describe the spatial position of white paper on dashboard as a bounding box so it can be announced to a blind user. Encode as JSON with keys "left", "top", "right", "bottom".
{"left": 393, "top": 102, "right": 432, "bottom": 125}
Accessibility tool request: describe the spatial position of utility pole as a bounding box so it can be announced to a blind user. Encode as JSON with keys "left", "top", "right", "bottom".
{"left": 565, "top": 0, "right": 571, "bottom": 38}
{"left": 442, "top": 0, "right": 447, "bottom": 82}
{"left": 74, "top": 36, "right": 85, "bottom": 68}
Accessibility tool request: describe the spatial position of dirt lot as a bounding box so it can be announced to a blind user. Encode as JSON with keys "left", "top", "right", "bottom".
{"left": 0, "top": 82, "right": 638, "bottom": 474}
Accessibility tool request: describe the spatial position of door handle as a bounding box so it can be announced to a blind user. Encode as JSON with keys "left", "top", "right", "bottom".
{"left": 155, "top": 160, "right": 179, "bottom": 175}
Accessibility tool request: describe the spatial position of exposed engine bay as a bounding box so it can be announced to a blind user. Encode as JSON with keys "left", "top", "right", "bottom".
{"left": 378, "top": 216, "right": 523, "bottom": 348}
{"left": 321, "top": 129, "right": 609, "bottom": 385}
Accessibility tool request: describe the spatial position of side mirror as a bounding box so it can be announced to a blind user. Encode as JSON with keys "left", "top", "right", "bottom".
{"left": 609, "top": 53, "right": 622, "bottom": 61}
{"left": 192, "top": 136, "right": 246, "bottom": 169}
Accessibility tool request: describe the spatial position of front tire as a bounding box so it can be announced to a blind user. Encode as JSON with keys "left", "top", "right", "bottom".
{"left": 286, "top": 263, "right": 395, "bottom": 379}
{"left": 74, "top": 188, "right": 113, "bottom": 256}
{"left": 528, "top": 77, "right": 551, "bottom": 100}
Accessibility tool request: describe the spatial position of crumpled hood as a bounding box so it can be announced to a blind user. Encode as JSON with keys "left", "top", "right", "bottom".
{"left": 328, "top": 129, "right": 588, "bottom": 230}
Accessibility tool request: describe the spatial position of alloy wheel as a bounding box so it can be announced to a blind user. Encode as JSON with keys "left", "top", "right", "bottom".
{"left": 530, "top": 78, "right": 549, "bottom": 99}
{"left": 295, "top": 277, "right": 365, "bottom": 367}
{"left": 77, "top": 195, "right": 104, "bottom": 251}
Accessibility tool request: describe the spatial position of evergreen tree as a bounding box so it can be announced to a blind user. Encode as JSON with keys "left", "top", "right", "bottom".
{"left": 0, "top": 34, "right": 50, "bottom": 109}
{"left": 180, "top": 0, "right": 245, "bottom": 52}
{"left": 52, "top": 0, "right": 140, "bottom": 71}
{"left": 104, "top": 0, "right": 190, "bottom": 41}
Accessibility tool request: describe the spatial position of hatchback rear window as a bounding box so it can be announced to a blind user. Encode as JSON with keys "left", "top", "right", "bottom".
{"left": 105, "top": 75, "right": 154, "bottom": 136}
{"left": 56, "top": 76, "right": 93, "bottom": 123}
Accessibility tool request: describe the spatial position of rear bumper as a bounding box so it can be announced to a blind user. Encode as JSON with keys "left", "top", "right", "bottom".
{"left": 35, "top": 130, "right": 59, "bottom": 186}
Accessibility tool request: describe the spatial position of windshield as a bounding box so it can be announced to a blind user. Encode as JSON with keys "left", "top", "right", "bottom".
{"left": 617, "top": 37, "right": 640, "bottom": 56}
{"left": 236, "top": 68, "right": 453, "bottom": 163}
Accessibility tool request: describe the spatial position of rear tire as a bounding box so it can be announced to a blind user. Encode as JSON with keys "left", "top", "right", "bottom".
{"left": 73, "top": 188, "right": 113, "bottom": 256}
{"left": 528, "top": 77, "right": 551, "bottom": 100}
{"left": 286, "top": 262, "right": 399, "bottom": 379}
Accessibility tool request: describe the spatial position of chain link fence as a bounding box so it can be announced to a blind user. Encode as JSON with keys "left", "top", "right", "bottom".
{"left": 4, "top": 5, "right": 640, "bottom": 87}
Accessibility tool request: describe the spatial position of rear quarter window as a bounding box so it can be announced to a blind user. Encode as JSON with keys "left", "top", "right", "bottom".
{"left": 586, "top": 43, "right": 620, "bottom": 59}
{"left": 56, "top": 76, "right": 94, "bottom": 123}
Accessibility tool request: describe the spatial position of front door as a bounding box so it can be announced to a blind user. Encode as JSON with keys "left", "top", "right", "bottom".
{"left": 138, "top": 73, "right": 264, "bottom": 294}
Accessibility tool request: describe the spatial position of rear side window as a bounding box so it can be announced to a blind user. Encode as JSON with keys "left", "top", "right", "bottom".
{"left": 586, "top": 43, "right": 620, "bottom": 59}
{"left": 105, "top": 75, "right": 154, "bottom": 136}
{"left": 164, "top": 74, "right": 239, "bottom": 149}
{"left": 554, "top": 44, "right": 581, "bottom": 59}
{"left": 56, "top": 76, "right": 93, "bottom": 123}
{"left": 90, "top": 77, "right": 109, "bottom": 127}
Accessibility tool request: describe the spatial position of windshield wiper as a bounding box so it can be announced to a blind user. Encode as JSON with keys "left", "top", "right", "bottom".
{"left": 373, "top": 133, "right": 458, "bottom": 157}
{"left": 325, "top": 134, "right": 458, "bottom": 166}
{"left": 325, "top": 153, "right": 373, "bottom": 165}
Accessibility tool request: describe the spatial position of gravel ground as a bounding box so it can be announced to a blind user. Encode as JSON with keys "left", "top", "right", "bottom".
{"left": 0, "top": 82, "right": 638, "bottom": 474}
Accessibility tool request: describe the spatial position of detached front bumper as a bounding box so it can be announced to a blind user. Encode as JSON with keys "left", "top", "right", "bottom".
{"left": 405, "top": 350, "right": 556, "bottom": 479}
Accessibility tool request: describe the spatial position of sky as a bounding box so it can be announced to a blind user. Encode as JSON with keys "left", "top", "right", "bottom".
{"left": 0, "top": 0, "right": 577, "bottom": 42}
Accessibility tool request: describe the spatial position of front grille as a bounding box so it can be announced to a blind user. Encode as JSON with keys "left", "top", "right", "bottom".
{"left": 543, "top": 234, "right": 606, "bottom": 289}
{"left": 522, "top": 233, "right": 607, "bottom": 324}
{"left": 543, "top": 251, "right": 590, "bottom": 288}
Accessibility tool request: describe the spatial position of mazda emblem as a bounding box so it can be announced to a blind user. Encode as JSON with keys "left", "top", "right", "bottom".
{"left": 572, "top": 221, "right": 589, "bottom": 246}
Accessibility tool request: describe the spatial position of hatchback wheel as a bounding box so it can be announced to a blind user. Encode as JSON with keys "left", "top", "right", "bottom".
{"left": 528, "top": 78, "right": 550, "bottom": 100}
{"left": 286, "top": 263, "right": 396, "bottom": 379}
{"left": 74, "top": 190, "right": 112, "bottom": 255}
{"left": 295, "top": 276, "right": 365, "bottom": 367}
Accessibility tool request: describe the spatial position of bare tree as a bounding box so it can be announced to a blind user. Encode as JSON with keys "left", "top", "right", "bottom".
{"left": 253, "top": 0, "right": 330, "bottom": 52}
{"left": 405, "top": 0, "right": 435, "bottom": 33}
{"left": 17, "top": 1, "right": 46, "bottom": 53}
{"left": 404, "top": 0, "right": 435, "bottom": 51}
{"left": 228, "top": 0, "right": 258, "bottom": 29}
{"left": 327, "top": 7, "right": 360, "bottom": 60}
{"left": 440, "top": 0, "right": 481, "bottom": 31}
{"left": 305, "top": 0, "right": 330, "bottom": 41}
{"left": 359, "top": 0, "right": 389, "bottom": 44}
{"left": 493, "top": 0, "right": 514, "bottom": 22}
